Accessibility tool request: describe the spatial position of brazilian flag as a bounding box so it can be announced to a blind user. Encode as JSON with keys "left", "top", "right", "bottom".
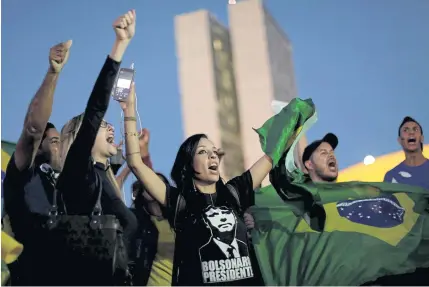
{"left": 251, "top": 98, "right": 429, "bottom": 285}
{"left": 1, "top": 140, "right": 16, "bottom": 198}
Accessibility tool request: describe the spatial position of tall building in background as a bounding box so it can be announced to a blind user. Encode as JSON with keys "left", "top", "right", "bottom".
{"left": 175, "top": 0, "right": 305, "bottom": 183}
{"left": 175, "top": 11, "right": 245, "bottom": 180}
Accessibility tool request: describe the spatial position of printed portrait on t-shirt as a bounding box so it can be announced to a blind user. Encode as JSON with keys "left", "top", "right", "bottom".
{"left": 199, "top": 205, "right": 254, "bottom": 284}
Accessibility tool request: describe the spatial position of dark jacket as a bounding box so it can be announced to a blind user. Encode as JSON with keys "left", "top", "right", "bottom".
{"left": 128, "top": 207, "right": 159, "bottom": 286}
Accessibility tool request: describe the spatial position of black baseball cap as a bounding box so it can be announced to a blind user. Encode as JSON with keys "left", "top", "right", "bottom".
{"left": 398, "top": 116, "right": 423, "bottom": 150}
{"left": 302, "top": 133, "right": 339, "bottom": 164}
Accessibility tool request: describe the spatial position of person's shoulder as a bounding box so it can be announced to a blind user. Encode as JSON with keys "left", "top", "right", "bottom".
{"left": 166, "top": 184, "right": 180, "bottom": 201}
{"left": 5, "top": 153, "right": 19, "bottom": 175}
{"left": 226, "top": 170, "right": 252, "bottom": 189}
{"left": 421, "top": 159, "right": 429, "bottom": 168}
{"left": 4, "top": 153, "right": 34, "bottom": 184}
{"left": 129, "top": 206, "right": 137, "bottom": 215}
{"left": 385, "top": 162, "right": 404, "bottom": 177}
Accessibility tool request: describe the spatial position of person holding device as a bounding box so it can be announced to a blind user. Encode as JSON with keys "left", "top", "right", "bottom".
{"left": 56, "top": 9, "right": 138, "bottom": 285}
{"left": 112, "top": 66, "right": 135, "bottom": 102}
{"left": 110, "top": 64, "right": 138, "bottom": 193}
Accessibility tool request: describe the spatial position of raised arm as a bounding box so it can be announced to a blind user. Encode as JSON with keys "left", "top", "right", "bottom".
{"left": 60, "top": 10, "right": 136, "bottom": 181}
{"left": 115, "top": 128, "right": 153, "bottom": 188}
{"left": 249, "top": 155, "right": 273, "bottom": 190}
{"left": 226, "top": 155, "right": 272, "bottom": 210}
{"left": 116, "top": 166, "right": 131, "bottom": 189}
{"left": 115, "top": 154, "right": 153, "bottom": 189}
{"left": 14, "top": 41, "right": 71, "bottom": 171}
{"left": 121, "top": 84, "right": 167, "bottom": 205}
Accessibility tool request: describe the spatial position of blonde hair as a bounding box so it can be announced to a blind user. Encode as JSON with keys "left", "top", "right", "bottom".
{"left": 60, "top": 114, "right": 124, "bottom": 201}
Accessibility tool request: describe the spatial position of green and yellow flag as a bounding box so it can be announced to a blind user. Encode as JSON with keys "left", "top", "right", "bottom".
{"left": 2, "top": 141, "right": 16, "bottom": 236}
{"left": 251, "top": 98, "right": 429, "bottom": 285}
{"left": 1, "top": 231, "right": 23, "bottom": 285}
{"left": 2, "top": 140, "right": 16, "bottom": 195}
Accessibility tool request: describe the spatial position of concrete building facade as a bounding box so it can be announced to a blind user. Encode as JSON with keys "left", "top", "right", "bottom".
{"left": 175, "top": 0, "right": 305, "bottom": 183}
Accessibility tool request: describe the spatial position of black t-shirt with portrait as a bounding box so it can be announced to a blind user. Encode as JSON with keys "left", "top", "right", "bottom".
{"left": 166, "top": 170, "right": 258, "bottom": 286}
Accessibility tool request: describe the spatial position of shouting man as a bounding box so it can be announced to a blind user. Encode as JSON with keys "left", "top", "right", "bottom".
{"left": 384, "top": 117, "right": 428, "bottom": 190}
{"left": 301, "top": 133, "right": 339, "bottom": 183}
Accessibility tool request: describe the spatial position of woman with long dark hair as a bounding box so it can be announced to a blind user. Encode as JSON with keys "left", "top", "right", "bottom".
{"left": 122, "top": 85, "right": 276, "bottom": 286}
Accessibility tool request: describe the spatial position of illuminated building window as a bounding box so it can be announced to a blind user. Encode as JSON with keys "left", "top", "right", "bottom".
{"left": 213, "top": 39, "right": 222, "bottom": 51}
{"left": 227, "top": 116, "right": 236, "bottom": 127}
{"left": 218, "top": 52, "right": 228, "bottom": 66}
{"left": 221, "top": 97, "right": 233, "bottom": 109}
{"left": 221, "top": 71, "right": 232, "bottom": 89}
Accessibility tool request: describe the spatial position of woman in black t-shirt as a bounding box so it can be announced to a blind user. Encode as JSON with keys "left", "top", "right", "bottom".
{"left": 122, "top": 85, "right": 272, "bottom": 286}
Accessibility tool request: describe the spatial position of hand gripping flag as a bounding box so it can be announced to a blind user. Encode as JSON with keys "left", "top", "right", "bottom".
{"left": 250, "top": 99, "right": 429, "bottom": 286}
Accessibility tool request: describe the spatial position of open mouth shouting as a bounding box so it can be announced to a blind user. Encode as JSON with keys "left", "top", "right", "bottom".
{"left": 106, "top": 134, "right": 118, "bottom": 148}
{"left": 407, "top": 137, "right": 417, "bottom": 146}
{"left": 208, "top": 162, "right": 219, "bottom": 174}
{"left": 327, "top": 158, "right": 337, "bottom": 171}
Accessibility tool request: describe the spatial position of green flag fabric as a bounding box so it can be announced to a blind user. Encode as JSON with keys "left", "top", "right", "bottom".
{"left": 251, "top": 98, "right": 429, "bottom": 285}
{"left": 251, "top": 182, "right": 429, "bottom": 286}
{"left": 254, "top": 98, "right": 317, "bottom": 167}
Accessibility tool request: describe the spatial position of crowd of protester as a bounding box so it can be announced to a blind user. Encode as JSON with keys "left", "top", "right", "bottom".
{"left": 1, "top": 8, "right": 428, "bottom": 286}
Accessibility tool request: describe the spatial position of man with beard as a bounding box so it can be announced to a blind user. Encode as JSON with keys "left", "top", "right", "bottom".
{"left": 272, "top": 131, "right": 427, "bottom": 286}
{"left": 245, "top": 133, "right": 339, "bottom": 232}
{"left": 270, "top": 133, "right": 339, "bottom": 231}
{"left": 3, "top": 40, "right": 71, "bottom": 285}
{"left": 301, "top": 133, "right": 339, "bottom": 183}
{"left": 384, "top": 117, "right": 428, "bottom": 190}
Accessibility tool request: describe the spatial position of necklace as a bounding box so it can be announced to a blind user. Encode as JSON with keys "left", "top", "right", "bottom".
{"left": 193, "top": 180, "right": 215, "bottom": 206}
{"left": 209, "top": 194, "right": 215, "bottom": 206}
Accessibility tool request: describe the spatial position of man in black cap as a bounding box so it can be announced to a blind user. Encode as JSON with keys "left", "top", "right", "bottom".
{"left": 383, "top": 117, "right": 428, "bottom": 190}
{"left": 268, "top": 132, "right": 340, "bottom": 197}
{"left": 301, "top": 133, "right": 339, "bottom": 183}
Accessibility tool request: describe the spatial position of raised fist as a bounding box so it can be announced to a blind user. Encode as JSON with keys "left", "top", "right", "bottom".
{"left": 113, "top": 10, "right": 136, "bottom": 41}
{"left": 49, "top": 40, "right": 72, "bottom": 73}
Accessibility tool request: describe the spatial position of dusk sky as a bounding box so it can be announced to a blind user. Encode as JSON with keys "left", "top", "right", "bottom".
{"left": 2, "top": 0, "right": 428, "bottom": 205}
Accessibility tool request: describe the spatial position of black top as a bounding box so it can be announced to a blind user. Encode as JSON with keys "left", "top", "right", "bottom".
{"left": 3, "top": 156, "right": 57, "bottom": 236}
{"left": 3, "top": 155, "right": 58, "bottom": 285}
{"left": 128, "top": 207, "right": 159, "bottom": 286}
{"left": 167, "top": 171, "right": 258, "bottom": 286}
{"left": 56, "top": 56, "right": 137, "bottom": 251}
